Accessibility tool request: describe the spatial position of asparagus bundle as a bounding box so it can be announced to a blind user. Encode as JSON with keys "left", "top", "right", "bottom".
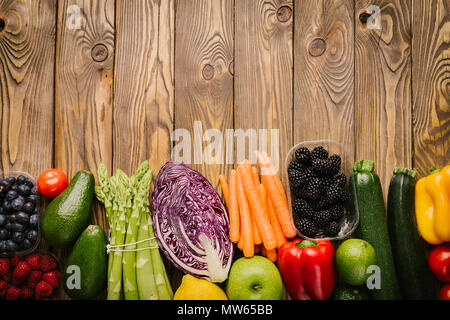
{"left": 95, "top": 161, "right": 173, "bottom": 300}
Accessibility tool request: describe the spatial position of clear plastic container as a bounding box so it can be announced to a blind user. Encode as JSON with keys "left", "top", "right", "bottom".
{"left": 0, "top": 170, "right": 41, "bottom": 257}
{"left": 285, "top": 140, "right": 358, "bottom": 241}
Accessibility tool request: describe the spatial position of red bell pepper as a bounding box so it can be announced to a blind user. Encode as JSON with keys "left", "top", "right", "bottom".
{"left": 278, "top": 238, "right": 336, "bottom": 300}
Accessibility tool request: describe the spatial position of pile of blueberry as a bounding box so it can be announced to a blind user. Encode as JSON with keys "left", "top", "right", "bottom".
{"left": 0, "top": 175, "right": 39, "bottom": 254}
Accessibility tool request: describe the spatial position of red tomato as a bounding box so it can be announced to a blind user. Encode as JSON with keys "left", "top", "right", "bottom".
{"left": 428, "top": 244, "right": 450, "bottom": 283}
{"left": 440, "top": 285, "right": 450, "bottom": 300}
{"left": 37, "top": 169, "right": 68, "bottom": 199}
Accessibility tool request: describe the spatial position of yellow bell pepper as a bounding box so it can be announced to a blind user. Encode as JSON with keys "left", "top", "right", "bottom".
{"left": 415, "top": 165, "right": 450, "bottom": 245}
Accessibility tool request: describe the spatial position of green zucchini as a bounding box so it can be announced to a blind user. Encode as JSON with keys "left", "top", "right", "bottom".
{"left": 351, "top": 160, "right": 401, "bottom": 300}
{"left": 387, "top": 168, "right": 439, "bottom": 300}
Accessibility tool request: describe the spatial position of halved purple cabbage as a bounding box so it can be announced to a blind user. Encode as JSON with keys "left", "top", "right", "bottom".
{"left": 152, "top": 161, "right": 233, "bottom": 283}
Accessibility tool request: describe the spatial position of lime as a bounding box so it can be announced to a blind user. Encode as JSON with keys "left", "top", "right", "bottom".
{"left": 331, "top": 283, "right": 370, "bottom": 300}
{"left": 335, "top": 238, "right": 377, "bottom": 286}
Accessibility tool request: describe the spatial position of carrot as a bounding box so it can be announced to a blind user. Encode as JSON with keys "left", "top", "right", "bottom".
{"left": 250, "top": 210, "right": 262, "bottom": 245}
{"left": 251, "top": 166, "right": 260, "bottom": 186}
{"left": 268, "top": 198, "right": 288, "bottom": 248}
{"left": 236, "top": 173, "right": 254, "bottom": 257}
{"left": 237, "top": 162, "right": 277, "bottom": 250}
{"left": 219, "top": 174, "right": 230, "bottom": 208}
{"left": 254, "top": 244, "right": 261, "bottom": 254}
{"left": 228, "top": 170, "right": 240, "bottom": 243}
{"left": 265, "top": 248, "right": 278, "bottom": 263}
{"left": 257, "top": 152, "right": 297, "bottom": 238}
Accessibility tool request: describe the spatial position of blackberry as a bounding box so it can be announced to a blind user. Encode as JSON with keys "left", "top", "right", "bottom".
{"left": 325, "top": 221, "right": 340, "bottom": 236}
{"left": 324, "top": 183, "right": 344, "bottom": 204}
{"left": 303, "top": 177, "right": 323, "bottom": 201}
{"left": 295, "top": 218, "right": 318, "bottom": 238}
{"left": 329, "top": 203, "right": 345, "bottom": 221}
{"left": 293, "top": 198, "right": 314, "bottom": 219}
{"left": 312, "top": 210, "right": 332, "bottom": 228}
{"left": 312, "top": 158, "right": 334, "bottom": 176}
{"left": 311, "top": 146, "right": 328, "bottom": 161}
{"left": 288, "top": 169, "right": 303, "bottom": 188}
{"left": 329, "top": 155, "right": 341, "bottom": 173}
{"left": 288, "top": 159, "right": 304, "bottom": 173}
{"left": 295, "top": 147, "right": 312, "bottom": 165}
{"left": 333, "top": 172, "right": 347, "bottom": 188}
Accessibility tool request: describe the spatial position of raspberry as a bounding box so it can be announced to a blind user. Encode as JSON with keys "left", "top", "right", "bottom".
{"left": 21, "top": 286, "right": 34, "bottom": 300}
{"left": 6, "top": 285, "right": 21, "bottom": 300}
{"left": 2, "top": 270, "right": 11, "bottom": 282}
{"left": 0, "top": 258, "right": 9, "bottom": 276}
{"left": 13, "top": 261, "right": 31, "bottom": 279}
{"left": 43, "top": 271, "right": 60, "bottom": 288}
{"left": 26, "top": 253, "right": 42, "bottom": 270}
{"left": 35, "top": 281, "right": 53, "bottom": 299}
{"left": 9, "top": 255, "right": 21, "bottom": 267}
{"left": 0, "top": 279, "right": 7, "bottom": 291}
{"left": 27, "top": 270, "right": 43, "bottom": 289}
{"left": 39, "top": 255, "right": 58, "bottom": 272}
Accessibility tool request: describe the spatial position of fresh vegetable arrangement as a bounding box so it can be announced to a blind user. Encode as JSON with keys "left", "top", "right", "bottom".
{"left": 95, "top": 161, "right": 173, "bottom": 300}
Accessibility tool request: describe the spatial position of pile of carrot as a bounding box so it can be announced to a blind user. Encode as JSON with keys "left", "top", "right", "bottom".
{"left": 219, "top": 152, "right": 297, "bottom": 262}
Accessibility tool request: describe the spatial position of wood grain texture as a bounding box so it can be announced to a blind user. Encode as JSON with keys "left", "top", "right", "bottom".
{"left": 234, "top": 0, "right": 293, "bottom": 183}
{"left": 174, "top": 0, "right": 234, "bottom": 189}
{"left": 293, "top": 0, "right": 354, "bottom": 165}
{"left": 355, "top": 0, "right": 412, "bottom": 196}
{"left": 55, "top": 0, "right": 114, "bottom": 299}
{"left": 412, "top": 0, "right": 450, "bottom": 176}
{"left": 114, "top": 0, "right": 174, "bottom": 176}
{"left": 0, "top": 0, "right": 55, "bottom": 174}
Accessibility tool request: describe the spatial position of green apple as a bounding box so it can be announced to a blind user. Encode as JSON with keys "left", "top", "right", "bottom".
{"left": 226, "top": 256, "right": 283, "bottom": 300}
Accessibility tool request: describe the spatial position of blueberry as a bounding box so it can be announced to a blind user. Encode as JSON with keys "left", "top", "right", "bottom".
{"left": 20, "top": 239, "right": 32, "bottom": 250}
{"left": 29, "top": 214, "right": 39, "bottom": 228}
{"left": 6, "top": 190, "right": 18, "bottom": 202}
{"left": 0, "top": 179, "right": 11, "bottom": 191}
{"left": 30, "top": 187, "right": 38, "bottom": 196}
{"left": 0, "top": 214, "right": 5, "bottom": 226}
{"left": 12, "top": 223, "right": 25, "bottom": 232}
{"left": 11, "top": 232, "right": 24, "bottom": 243}
{"left": 0, "top": 240, "right": 6, "bottom": 252}
{"left": 6, "top": 239, "right": 18, "bottom": 252}
{"left": 23, "top": 178, "right": 34, "bottom": 189}
{"left": 27, "top": 194, "right": 38, "bottom": 205}
{"left": 22, "top": 202, "right": 34, "bottom": 214}
{"left": 9, "top": 213, "right": 16, "bottom": 222}
{"left": 4, "top": 223, "right": 13, "bottom": 231}
{"left": 16, "top": 175, "right": 26, "bottom": 185}
{"left": 6, "top": 176, "right": 16, "bottom": 185}
{"left": 10, "top": 184, "right": 17, "bottom": 191}
{"left": 11, "top": 196, "right": 25, "bottom": 211}
{"left": 15, "top": 212, "right": 29, "bottom": 225}
{"left": 2, "top": 201, "right": 12, "bottom": 212}
{"left": 0, "top": 228, "right": 8, "bottom": 240}
{"left": 17, "top": 184, "right": 31, "bottom": 196}
{"left": 26, "top": 230, "right": 38, "bottom": 243}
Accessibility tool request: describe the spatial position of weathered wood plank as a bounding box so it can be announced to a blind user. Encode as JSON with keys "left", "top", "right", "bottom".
{"left": 234, "top": 0, "right": 293, "bottom": 183}
{"left": 55, "top": 0, "right": 115, "bottom": 299}
{"left": 174, "top": 0, "right": 234, "bottom": 189}
{"left": 355, "top": 0, "right": 412, "bottom": 196}
{"left": 0, "top": 0, "right": 55, "bottom": 175}
{"left": 293, "top": 0, "right": 354, "bottom": 167}
{"left": 412, "top": 0, "right": 450, "bottom": 176}
{"left": 114, "top": 0, "right": 176, "bottom": 290}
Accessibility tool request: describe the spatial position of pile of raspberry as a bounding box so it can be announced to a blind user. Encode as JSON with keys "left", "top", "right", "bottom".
{"left": 0, "top": 253, "right": 60, "bottom": 300}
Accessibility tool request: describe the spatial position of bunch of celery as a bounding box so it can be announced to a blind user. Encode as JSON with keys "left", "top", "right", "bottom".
{"left": 95, "top": 161, "right": 173, "bottom": 300}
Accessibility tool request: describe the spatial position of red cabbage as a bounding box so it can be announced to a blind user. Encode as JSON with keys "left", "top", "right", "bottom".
{"left": 152, "top": 161, "right": 233, "bottom": 282}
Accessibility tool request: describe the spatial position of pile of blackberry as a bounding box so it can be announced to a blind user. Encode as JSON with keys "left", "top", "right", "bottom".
{"left": 288, "top": 146, "right": 349, "bottom": 238}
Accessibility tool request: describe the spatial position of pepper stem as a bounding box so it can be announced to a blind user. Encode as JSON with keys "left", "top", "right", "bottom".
{"left": 296, "top": 240, "right": 318, "bottom": 248}
{"left": 430, "top": 167, "right": 441, "bottom": 175}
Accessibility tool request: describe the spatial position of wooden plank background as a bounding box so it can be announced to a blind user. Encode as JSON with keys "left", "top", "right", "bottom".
{"left": 0, "top": 0, "right": 448, "bottom": 300}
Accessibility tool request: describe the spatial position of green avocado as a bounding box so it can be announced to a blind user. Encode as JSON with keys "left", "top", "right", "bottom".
{"left": 63, "top": 225, "right": 107, "bottom": 300}
{"left": 41, "top": 170, "right": 95, "bottom": 248}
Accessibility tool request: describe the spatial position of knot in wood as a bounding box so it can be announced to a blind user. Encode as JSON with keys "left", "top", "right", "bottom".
{"left": 308, "top": 38, "right": 326, "bottom": 57}
{"left": 202, "top": 64, "right": 215, "bottom": 80}
{"left": 91, "top": 43, "right": 108, "bottom": 62}
{"left": 359, "top": 12, "right": 372, "bottom": 25}
{"left": 0, "top": 18, "right": 6, "bottom": 33}
{"left": 277, "top": 6, "right": 292, "bottom": 23}
{"left": 228, "top": 60, "right": 234, "bottom": 76}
